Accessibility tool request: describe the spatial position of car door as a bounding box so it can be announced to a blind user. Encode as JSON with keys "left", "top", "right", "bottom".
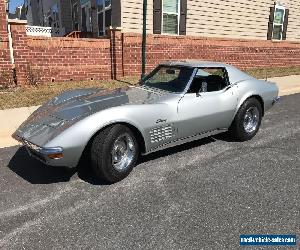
{"left": 176, "top": 68, "right": 238, "bottom": 139}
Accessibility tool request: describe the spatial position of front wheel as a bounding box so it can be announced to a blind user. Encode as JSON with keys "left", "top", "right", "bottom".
{"left": 91, "top": 124, "right": 139, "bottom": 183}
{"left": 229, "top": 98, "right": 262, "bottom": 141}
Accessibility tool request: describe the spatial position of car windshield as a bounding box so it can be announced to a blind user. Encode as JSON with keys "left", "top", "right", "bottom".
{"left": 141, "top": 66, "right": 194, "bottom": 93}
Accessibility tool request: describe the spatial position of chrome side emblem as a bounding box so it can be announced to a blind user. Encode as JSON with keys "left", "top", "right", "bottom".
{"left": 156, "top": 119, "right": 167, "bottom": 124}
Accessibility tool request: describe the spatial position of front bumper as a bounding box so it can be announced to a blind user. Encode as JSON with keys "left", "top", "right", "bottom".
{"left": 13, "top": 134, "right": 66, "bottom": 167}
{"left": 272, "top": 96, "right": 281, "bottom": 105}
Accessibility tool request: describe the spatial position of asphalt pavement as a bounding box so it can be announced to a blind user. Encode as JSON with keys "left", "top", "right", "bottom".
{"left": 0, "top": 94, "right": 299, "bottom": 249}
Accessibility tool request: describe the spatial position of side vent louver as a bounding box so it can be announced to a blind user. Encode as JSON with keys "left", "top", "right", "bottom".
{"left": 150, "top": 125, "right": 174, "bottom": 143}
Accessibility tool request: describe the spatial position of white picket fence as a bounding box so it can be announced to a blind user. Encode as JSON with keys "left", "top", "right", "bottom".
{"left": 25, "top": 26, "right": 65, "bottom": 37}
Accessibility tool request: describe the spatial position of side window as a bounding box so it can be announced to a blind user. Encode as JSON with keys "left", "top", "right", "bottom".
{"left": 189, "top": 68, "right": 229, "bottom": 93}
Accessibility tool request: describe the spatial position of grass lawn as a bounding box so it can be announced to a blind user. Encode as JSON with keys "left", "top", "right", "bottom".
{"left": 244, "top": 66, "right": 300, "bottom": 79}
{"left": 0, "top": 77, "right": 138, "bottom": 110}
{"left": 1, "top": 66, "right": 300, "bottom": 110}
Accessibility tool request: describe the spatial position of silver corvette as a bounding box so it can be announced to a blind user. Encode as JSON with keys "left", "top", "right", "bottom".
{"left": 13, "top": 61, "right": 280, "bottom": 183}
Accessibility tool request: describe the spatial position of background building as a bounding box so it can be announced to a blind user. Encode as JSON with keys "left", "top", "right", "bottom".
{"left": 23, "top": 0, "right": 300, "bottom": 41}
{"left": 26, "top": 0, "right": 73, "bottom": 36}
{"left": 1, "top": 0, "right": 300, "bottom": 86}
{"left": 8, "top": 4, "right": 26, "bottom": 20}
{"left": 120, "top": 0, "right": 299, "bottom": 41}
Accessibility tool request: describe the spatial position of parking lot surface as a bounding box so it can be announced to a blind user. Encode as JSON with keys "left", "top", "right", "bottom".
{"left": 0, "top": 94, "right": 299, "bottom": 249}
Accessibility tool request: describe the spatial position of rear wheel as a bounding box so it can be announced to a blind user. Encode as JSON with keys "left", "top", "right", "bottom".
{"left": 229, "top": 98, "right": 262, "bottom": 141}
{"left": 91, "top": 124, "right": 139, "bottom": 183}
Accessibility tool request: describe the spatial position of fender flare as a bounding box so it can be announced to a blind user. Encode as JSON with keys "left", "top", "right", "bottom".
{"left": 85, "top": 119, "right": 147, "bottom": 154}
{"left": 234, "top": 93, "right": 265, "bottom": 118}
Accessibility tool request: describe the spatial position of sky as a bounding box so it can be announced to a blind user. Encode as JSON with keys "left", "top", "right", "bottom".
{"left": 9, "top": 0, "right": 24, "bottom": 13}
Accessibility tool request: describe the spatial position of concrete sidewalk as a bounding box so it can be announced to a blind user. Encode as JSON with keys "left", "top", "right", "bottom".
{"left": 1, "top": 75, "right": 300, "bottom": 148}
{"left": 0, "top": 106, "right": 40, "bottom": 148}
{"left": 268, "top": 75, "right": 300, "bottom": 96}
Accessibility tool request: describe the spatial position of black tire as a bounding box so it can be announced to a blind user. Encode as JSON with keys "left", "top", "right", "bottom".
{"left": 229, "top": 98, "right": 262, "bottom": 141}
{"left": 91, "top": 124, "right": 139, "bottom": 183}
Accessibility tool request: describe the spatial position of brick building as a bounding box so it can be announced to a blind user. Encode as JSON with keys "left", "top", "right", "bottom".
{"left": 1, "top": 0, "right": 300, "bottom": 86}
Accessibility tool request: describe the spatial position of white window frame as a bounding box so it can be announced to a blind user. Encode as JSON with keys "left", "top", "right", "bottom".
{"left": 161, "top": 0, "right": 180, "bottom": 35}
{"left": 97, "top": 0, "right": 112, "bottom": 36}
{"left": 272, "top": 5, "right": 286, "bottom": 40}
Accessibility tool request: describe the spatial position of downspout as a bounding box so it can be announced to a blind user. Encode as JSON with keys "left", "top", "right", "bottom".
{"left": 7, "top": 23, "right": 15, "bottom": 65}
{"left": 7, "top": 22, "right": 17, "bottom": 85}
{"left": 5, "top": 1, "right": 17, "bottom": 84}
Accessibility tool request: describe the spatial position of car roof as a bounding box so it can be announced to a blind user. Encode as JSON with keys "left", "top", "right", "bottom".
{"left": 160, "top": 60, "right": 230, "bottom": 68}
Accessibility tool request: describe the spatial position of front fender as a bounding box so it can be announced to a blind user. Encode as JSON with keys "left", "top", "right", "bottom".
{"left": 44, "top": 103, "right": 173, "bottom": 167}
{"left": 44, "top": 110, "right": 143, "bottom": 167}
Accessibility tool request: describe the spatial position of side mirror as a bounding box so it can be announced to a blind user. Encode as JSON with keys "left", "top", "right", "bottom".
{"left": 196, "top": 90, "right": 202, "bottom": 97}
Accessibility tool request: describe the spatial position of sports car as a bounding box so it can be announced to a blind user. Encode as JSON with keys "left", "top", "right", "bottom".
{"left": 12, "top": 61, "right": 280, "bottom": 183}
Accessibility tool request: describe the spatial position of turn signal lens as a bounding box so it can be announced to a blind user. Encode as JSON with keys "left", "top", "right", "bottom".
{"left": 47, "top": 153, "right": 63, "bottom": 159}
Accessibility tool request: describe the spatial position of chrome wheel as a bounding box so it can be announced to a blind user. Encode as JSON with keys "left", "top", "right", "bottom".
{"left": 243, "top": 107, "right": 260, "bottom": 133}
{"left": 111, "top": 133, "right": 136, "bottom": 171}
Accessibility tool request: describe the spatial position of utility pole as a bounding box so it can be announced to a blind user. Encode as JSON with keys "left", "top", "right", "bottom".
{"left": 141, "top": 0, "right": 147, "bottom": 80}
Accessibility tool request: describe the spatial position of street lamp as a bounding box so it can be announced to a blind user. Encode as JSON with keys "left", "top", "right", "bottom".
{"left": 141, "top": 0, "right": 147, "bottom": 80}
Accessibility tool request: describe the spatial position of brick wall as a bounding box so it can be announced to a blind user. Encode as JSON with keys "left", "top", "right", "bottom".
{"left": 122, "top": 33, "right": 300, "bottom": 76}
{"left": 10, "top": 22, "right": 112, "bottom": 85}
{"left": 0, "top": 1, "right": 12, "bottom": 85}
{"left": 3, "top": 21, "right": 300, "bottom": 85}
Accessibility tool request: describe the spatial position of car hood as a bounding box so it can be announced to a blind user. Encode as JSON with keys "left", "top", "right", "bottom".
{"left": 13, "top": 86, "right": 164, "bottom": 146}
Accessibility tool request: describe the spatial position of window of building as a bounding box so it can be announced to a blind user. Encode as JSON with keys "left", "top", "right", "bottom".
{"left": 46, "top": 10, "right": 52, "bottom": 26}
{"left": 81, "top": 2, "right": 92, "bottom": 32}
{"left": 72, "top": 3, "right": 79, "bottom": 30}
{"left": 272, "top": 5, "right": 285, "bottom": 40}
{"left": 268, "top": 4, "right": 289, "bottom": 41}
{"left": 97, "top": 0, "right": 112, "bottom": 36}
{"left": 162, "top": 0, "right": 180, "bottom": 34}
{"left": 24, "top": 0, "right": 28, "bottom": 15}
{"left": 51, "top": 4, "right": 60, "bottom": 29}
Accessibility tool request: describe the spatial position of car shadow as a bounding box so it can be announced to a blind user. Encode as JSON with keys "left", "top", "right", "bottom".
{"left": 211, "top": 131, "right": 237, "bottom": 142}
{"left": 8, "top": 147, "right": 76, "bottom": 184}
{"left": 8, "top": 135, "right": 224, "bottom": 185}
{"left": 76, "top": 162, "right": 110, "bottom": 186}
{"left": 8, "top": 146, "right": 110, "bottom": 185}
{"left": 139, "top": 136, "right": 216, "bottom": 163}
